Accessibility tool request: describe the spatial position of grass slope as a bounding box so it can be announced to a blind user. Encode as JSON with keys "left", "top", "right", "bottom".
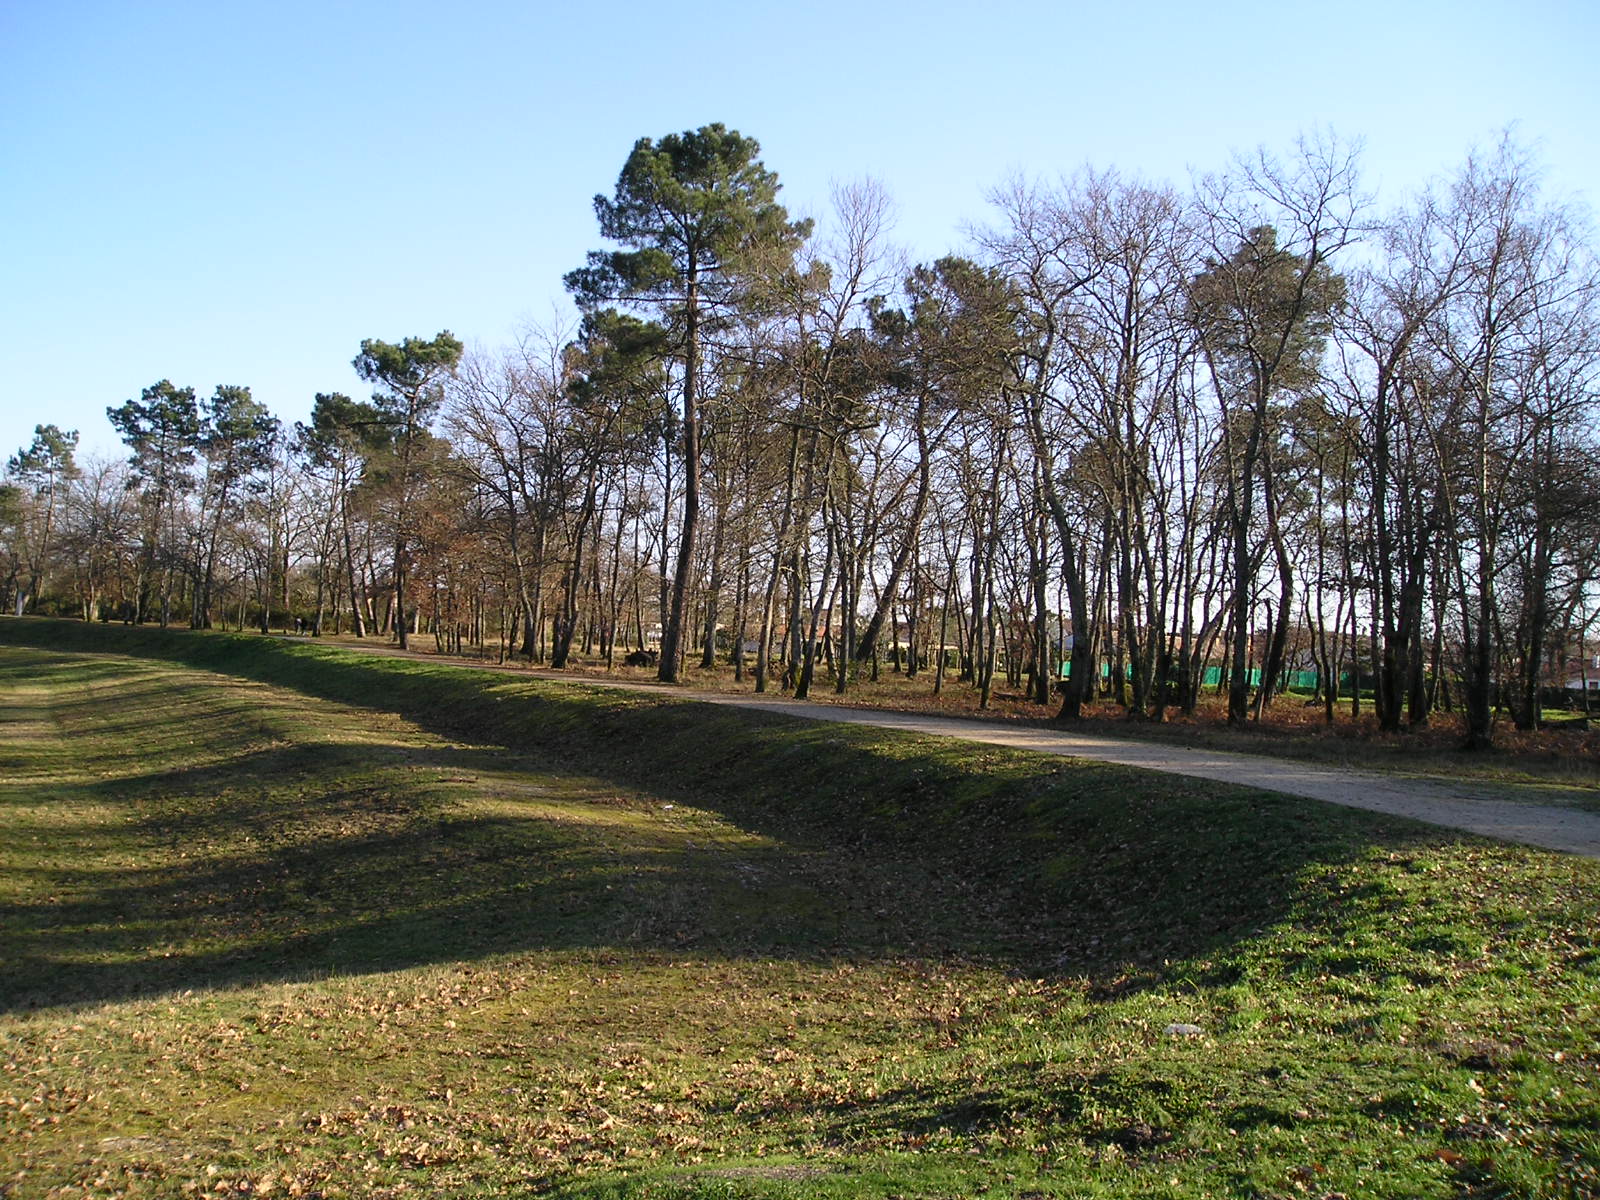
{"left": 1, "top": 618, "right": 1597, "bottom": 1199}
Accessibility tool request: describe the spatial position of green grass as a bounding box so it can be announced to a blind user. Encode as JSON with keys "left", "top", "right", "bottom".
{"left": 2, "top": 617, "right": 1598, "bottom": 1198}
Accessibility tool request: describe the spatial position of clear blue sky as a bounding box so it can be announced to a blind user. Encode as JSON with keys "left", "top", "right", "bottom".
{"left": 3, "top": 0, "right": 1596, "bottom": 463}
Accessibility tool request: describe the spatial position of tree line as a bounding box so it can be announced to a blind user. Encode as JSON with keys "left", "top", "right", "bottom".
{"left": 5, "top": 126, "right": 1598, "bottom": 747}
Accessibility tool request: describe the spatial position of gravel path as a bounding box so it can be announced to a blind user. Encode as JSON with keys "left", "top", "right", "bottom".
{"left": 544, "top": 673, "right": 1600, "bottom": 858}
{"left": 686, "top": 691, "right": 1600, "bottom": 858}
{"left": 328, "top": 644, "right": 1600, "bottom": 860}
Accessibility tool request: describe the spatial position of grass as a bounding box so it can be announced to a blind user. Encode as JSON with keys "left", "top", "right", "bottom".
{"left": 299, "top": 629, "right": 1600, "bottom": 809}
{"left": 1, "top": 617, "right": 1598, "bottom": 1198}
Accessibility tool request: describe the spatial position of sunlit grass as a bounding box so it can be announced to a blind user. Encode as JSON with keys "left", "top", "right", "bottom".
{"left": 1, "top": 622, "right": 1597, "bottom": 1198}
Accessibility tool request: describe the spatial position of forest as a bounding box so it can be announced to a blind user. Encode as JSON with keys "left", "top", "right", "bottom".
{"left": 4, "top": 127, "right": 1598, "bottom": 749}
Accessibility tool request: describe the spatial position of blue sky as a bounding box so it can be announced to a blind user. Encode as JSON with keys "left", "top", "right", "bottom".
{"left": 3, "top": 0, "right": 1596, "bottom": 463}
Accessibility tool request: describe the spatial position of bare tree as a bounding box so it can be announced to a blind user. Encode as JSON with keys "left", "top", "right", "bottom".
{"left": 1188, "top": 135, "right": 1363, "bottom": 723}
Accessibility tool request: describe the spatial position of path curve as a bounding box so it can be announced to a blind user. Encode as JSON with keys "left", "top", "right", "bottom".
{"left": 695, "top": 692, "right": 1600, "bottom": 859}
{"left": 330, "top": 644, "right": 1600, "bottom": 859}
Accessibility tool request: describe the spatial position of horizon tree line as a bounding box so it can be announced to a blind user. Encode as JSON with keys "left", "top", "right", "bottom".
{"left": 4, "top": 126, "right": 1598, "bottom": 749}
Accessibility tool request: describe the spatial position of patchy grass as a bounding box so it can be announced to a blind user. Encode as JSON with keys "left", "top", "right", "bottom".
{"left": 292, "top": 628, "right": 1600, "bottom": 807}
{"left": 646, "top": 672, "right": 1600, "bottom": 813}
{"left": 1, "top": 618, "right": 1598, "bottom": 1198}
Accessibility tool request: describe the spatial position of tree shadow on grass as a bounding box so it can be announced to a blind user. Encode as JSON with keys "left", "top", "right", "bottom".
{"left": 2, "top": 731, "right": 1060, "bottom": 1012}
{"left": 0, "top": 621, "right": 1457, "bottom": 1015}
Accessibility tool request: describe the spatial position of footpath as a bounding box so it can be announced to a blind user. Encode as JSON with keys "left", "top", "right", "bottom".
{"left": 692, "top": 691, "right": 1600, "bottom": 859}
{"left": 342, "top": 644, "right": 1600, "bottom": 860}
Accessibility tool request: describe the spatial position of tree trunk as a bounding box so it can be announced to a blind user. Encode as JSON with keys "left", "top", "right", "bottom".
{"left": 658, "top": 274, "right": 700, "bottom": 683}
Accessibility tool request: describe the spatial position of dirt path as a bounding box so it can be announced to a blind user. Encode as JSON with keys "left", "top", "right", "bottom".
{"left": 695, "top": 692, "right": 1600, "bottom": 858}
{"left": 324, "top": 642, "right": 1600, "bottom": 859}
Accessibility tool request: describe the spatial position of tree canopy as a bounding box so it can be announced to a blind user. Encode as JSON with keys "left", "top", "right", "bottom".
{"left": 10, "top": 130, "right": 1600, "bottom": 750}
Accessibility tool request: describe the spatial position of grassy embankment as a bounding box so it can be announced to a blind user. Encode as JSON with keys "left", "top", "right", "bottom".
{"left": 319, "top": 631, "right": 1600, "bottom": 812}
{"left": 1, "top": 617, "right": 1596, "bottom": 1199}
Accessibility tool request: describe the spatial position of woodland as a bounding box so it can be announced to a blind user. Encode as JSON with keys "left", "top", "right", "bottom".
{"left": 4, "top": 126, "right": 1599, "bottom": 750}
